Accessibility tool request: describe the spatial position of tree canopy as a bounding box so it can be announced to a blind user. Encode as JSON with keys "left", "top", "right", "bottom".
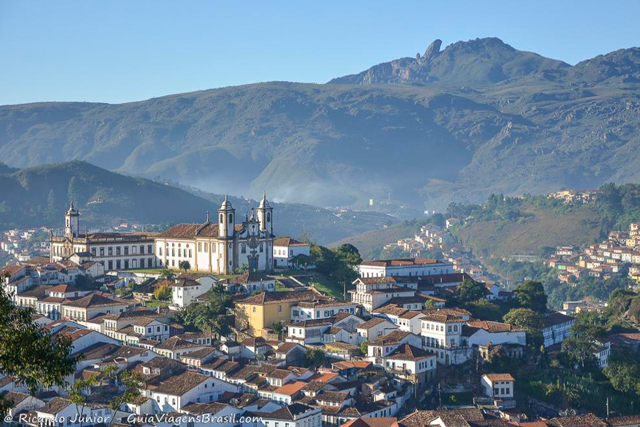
{"left": 0, "top": 287, "right": 77, "bottom": 415}
{"left": 176, "top": 284, "right": 232, "bottom": 337}
{"left": 454, "top": 278, "right": 487, "bottom": 304}
{"left": 514, "top": 280, "right": 548, "bottom": 312}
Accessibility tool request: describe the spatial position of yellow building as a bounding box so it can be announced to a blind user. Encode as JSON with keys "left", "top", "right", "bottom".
{"left": 235, "top": 290, "right": 319, "bottom": 337}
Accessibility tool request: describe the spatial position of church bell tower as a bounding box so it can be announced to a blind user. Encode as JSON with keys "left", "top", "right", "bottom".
{"left": 65, "top": 202, "right": 80, "bottom": 238}
{"left": 257, "top": 192, "right": 273, "bottom": 236}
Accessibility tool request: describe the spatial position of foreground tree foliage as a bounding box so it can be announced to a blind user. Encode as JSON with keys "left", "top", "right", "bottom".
{"left": 0, "top": 287, "right": 77, "bottom": 415}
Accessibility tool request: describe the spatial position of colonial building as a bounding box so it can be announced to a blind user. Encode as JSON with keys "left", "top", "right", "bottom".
{"left": 49, "top": 203, "right": 157, "bottom": 271}
{"left": 356, "top": 258, "right": 454, "bottom": 278}
{"left": 273, "top": 237, "right": 311, "bottom": 269}
{"left": 154, "top": 195, "right": 274, "bottom": 274}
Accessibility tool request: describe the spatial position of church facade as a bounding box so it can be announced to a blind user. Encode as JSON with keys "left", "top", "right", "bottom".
{"left": 154, "top": 194, "right": 275, "bottom": 274}
{"left": 49, "top": 203, "right": 158, "bottom": 271}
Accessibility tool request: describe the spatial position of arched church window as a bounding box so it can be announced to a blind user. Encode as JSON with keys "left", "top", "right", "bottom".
{"left": 228, "top": 213, "right": 233, "bottom": 223}
{"left": 267, "top": 213, "right": 271, "bottom": 222}
{"left": 220, "top": 214, "right": 224, "bottom": 223}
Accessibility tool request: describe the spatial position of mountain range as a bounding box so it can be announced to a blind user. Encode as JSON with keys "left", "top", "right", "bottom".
{"left": 1, "top": 37, "right": 639, "bottom": 213}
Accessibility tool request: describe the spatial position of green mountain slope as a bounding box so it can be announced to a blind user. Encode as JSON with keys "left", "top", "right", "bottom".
{"left": 0, "top": 161, "right": 394, "bottom": 244}
{"left": 1, "top": 38, "right": 640, "bottom": 211}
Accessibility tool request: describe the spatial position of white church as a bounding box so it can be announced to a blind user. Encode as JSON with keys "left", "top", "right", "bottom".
{"left": 154, "top": 194, "right": 275, "bottom": 274}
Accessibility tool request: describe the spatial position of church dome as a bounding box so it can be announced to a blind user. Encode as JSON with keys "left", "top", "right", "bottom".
{"left": 220, "top": 194, "right": 233, "bottom": 210}
{"left": 259, "top": 192, "right": 270, "bottom": 209}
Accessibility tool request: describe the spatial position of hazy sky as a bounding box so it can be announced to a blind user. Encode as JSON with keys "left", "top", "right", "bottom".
{"left": 1, "top": 0, "right": 638, "bottom": 105}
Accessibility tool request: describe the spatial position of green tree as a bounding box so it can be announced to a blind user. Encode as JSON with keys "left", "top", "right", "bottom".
{"left": 272, "top": 321, "right": 284, "bottom": 339}
{"left": 310, "top": 243, "right": 362, "bottom": 299}
{"left": 176, "top": 284, "right": 232, "bottom": 337}
{"left": 68, "top": 369, "right": 105, "bottom": 427}
{"left": 561, "top": 312, "right": 607, "bottom": 368}
{"left": 159, "top": 269, "right": 176, "bottom": 281}
{"left": 304, "top": 349, "right": 326, "bottom": 367}
{"left": 515, "top": 280, "right": 548, "bottom": 312}
{"left": 179, "top": 260, "right": 191, "bottom": 272}
{"left": 333, "top": 244, "right": 362, "bottom": 266}
{"left": 466, "top": 298, "right": 503, "bottom": 321}
{"left": 154, "top": 285, "right": 172, "bottom": 301}
{"left": 107, "top": 369, "right": 144, "bottom": 426}
{"left": 360, "top": 340, "right": 369, "bottom": 355}
{"left": 0, "top": 287, "right": 77, "bottom": 415}
{"left": 503, "top": 308, "right": 544, "bottom": 350}
{"left": 292, "top": 254, "right": 311, "bottom": 270}
{"left": 454, "top": 279, "right": 487, "bottom": 304}
{"left": 604, "top": 349, "right": 640, "bottom": 395}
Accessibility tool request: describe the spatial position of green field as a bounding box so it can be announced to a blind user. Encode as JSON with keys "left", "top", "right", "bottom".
{"left": 144, "top": 299, "right": 171, "bottom": 308}
{"left": 297, "top": 273, "right": 344, "bottom": 300}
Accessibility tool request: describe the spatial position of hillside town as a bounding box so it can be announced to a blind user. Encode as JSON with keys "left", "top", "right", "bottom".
{"left": 2, "top": 198, "right": 640, "bottom": 427}
{"left": 545, "top": 222, "right": 640, "bottom": 285}
{"left": 381, "top": 222, "right": 490, "bottom": 282}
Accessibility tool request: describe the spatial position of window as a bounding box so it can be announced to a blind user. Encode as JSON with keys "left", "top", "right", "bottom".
{"left": 124, "top": 246, "right": 129, "bottom": 255}
{"left": 148, "top": 244, "right": 152, "bottom": 253}
{"left": 108, "top": 247, "right": 113, "bottom": 256}
{"left": 198, "top": 242, "right": 202, "bottom": 252}
{"left": 159, "top": 247, "right": 163, "bottom": 256}
{"left": 241, "top": 244, "right": 246, "bottom": 254}
{"left": 278, "top": 305, "right": 282, "bottom": 312}
{"left": 116, "top": 247, "right": 121, "bottom": 256}
{"left": 116, "top": 260, "right": 121, "bottom": 270}
{"left": 140, "top": 245, "right": 145, "bottom": 254}
{"left": 253, "top": 306, "right": 256, "bottom": 313}
{"left": 260, "top": 243, "right": 264, "bottom": 253}
{"left": 91, "top": 248, "right": 96, "bottom": 256}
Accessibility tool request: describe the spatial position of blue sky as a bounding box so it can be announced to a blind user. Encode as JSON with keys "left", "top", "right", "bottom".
{"left": 1, "top": 0, "right": 638, "bottom": 105}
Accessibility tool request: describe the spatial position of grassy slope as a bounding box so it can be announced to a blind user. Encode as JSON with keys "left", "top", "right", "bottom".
{"left": 454, "top": 204, "right": 604, "bottom": 259}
